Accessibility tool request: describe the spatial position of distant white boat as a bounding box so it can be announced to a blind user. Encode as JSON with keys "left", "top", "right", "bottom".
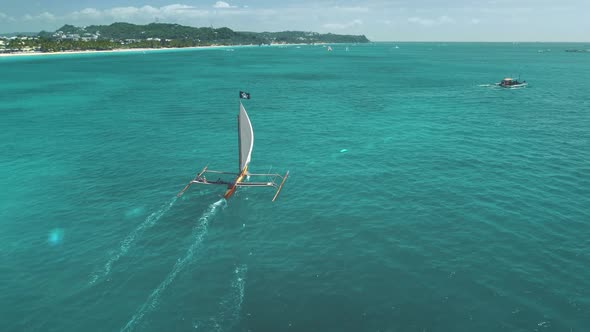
{"left": 496, "top": 77, "right": 528, "bottom": 88}
{"left": 327, "top": 46, "right": 333, "bottom": 52}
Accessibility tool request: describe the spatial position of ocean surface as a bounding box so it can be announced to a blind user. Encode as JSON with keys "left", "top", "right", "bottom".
{"left": 1, "top": 43, "right": 589, "bottom": 332}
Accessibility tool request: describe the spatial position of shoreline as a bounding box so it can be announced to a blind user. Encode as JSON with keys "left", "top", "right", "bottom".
{"left": 0, "top": 45, "right": 242, "bottom": 57}
{"left": 0, "top": 43, "right": 323, "bottom": 58}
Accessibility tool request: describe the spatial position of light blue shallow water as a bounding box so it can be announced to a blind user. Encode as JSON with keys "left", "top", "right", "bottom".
{"left": 1, "top": 43, "right": 589, "bottom": 332}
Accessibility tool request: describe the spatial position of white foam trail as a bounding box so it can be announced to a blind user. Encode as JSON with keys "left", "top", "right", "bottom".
{"left": 121, "top": 198, "right": 226, "bottom": 332}
{"left": 193, "top": 264, "right": 248, "bottom": 332}
{"left": 226, "top": 264, "right": 248, "bottom": 326}
{"left": 89, "top": 197, "right": 177, "bottom": 285}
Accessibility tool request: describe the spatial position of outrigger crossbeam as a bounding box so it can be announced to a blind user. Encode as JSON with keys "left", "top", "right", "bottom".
{"left": 177, "top": 165, "right": 289, "bottom": 202}
{"left": 236, "top": 170, "right": 289, "bottom": 202}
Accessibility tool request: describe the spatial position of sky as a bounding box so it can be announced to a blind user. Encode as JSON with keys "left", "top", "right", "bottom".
{"left": 0, "top": 0, "right": 589, "bottom": 41}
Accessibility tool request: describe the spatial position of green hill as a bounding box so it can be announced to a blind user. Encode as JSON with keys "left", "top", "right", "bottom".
{"left": 47, "top": 22, "right": 369, "bottom": 45}
{"left": 1, "top": 22, "right": 370, "bottom": 53}
{"left": 247, "top": 31, "right": 370, "bottom": 44}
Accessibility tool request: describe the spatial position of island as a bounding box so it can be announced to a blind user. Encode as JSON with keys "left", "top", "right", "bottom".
{"left": 0, "top": 22, "right": 370, "bottom": 54}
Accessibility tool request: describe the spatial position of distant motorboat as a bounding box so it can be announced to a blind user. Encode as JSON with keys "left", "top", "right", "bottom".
{"left": 496, "top": 77, "right": 528, "bottom": 88}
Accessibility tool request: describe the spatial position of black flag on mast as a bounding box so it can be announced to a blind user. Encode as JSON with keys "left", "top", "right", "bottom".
{"left": 239, "top": 91, "right": 251, "bottom": 99}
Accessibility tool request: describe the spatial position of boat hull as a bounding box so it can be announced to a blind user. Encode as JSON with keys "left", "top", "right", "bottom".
{"left": 223, "top": 168, "right": 248, "bottom": 199}
{"left": 497, "top": 83, "right": 528, "bottom": 89}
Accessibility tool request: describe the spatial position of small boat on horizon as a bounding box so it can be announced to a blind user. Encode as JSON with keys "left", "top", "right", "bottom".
{"left": 497, "top": 77, "right": 528, "bottom": 88}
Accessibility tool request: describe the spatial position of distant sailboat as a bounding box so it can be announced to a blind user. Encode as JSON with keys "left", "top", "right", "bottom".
{"left": 327, "top": 46, "right": 333, "bottom": 52}
{"left": 177, "top": 92, "right": 289, "bottom": 201}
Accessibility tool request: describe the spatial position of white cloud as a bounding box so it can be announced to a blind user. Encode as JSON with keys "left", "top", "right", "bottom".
{"left": 105, "top": 7, "right": 143, "bottom": 20}
{"left": 439, "top": 15, "right": 454, "bottom": 23}
{"left": 77, "top": 8, "right": 102, "bottom": 18}
{"left": 63, "top": 5, "right": 210, "bottom": 22}
{"left": 334, "top": 6, "right": 369, "bottom": 13}
{"left": 470, "top": 18, "right": 481, "bottom": 24}
{"left": 407, "top": 15, "right": 454, "bottom": 26}
{"left": 213, "top": 1, "right": 237, "bottom": 9}
{"left": 407, "top": 17, "right": 433, "bottom": 26}
{"left": 322, "top": 19, "right": 363, "bottom": 30}
{"left": 39, "top": 12, "right": 56, "bottom": 21}
{"left": 160, "top": 4, "right": 209, "bottom": 18}
{"left": 67, "top": 8, "right": 101, "bottom": 21}
{"left": 0, "top": 12, "right": 16, "bottom": 22}
{"left": 23, "top": 12, "right": 56, "bottom": 21}
{"left": 161, "top": 4, "right": 196, "bottom": 13}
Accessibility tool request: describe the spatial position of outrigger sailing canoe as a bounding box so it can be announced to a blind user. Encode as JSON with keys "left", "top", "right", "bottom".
{"left": 177, "top": 92, "right": 289, "bottom": 201}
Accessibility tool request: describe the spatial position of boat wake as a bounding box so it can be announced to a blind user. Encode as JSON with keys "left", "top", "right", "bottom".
{"left": 219, "top": 264, "right": 248, "bottom": 329}
{"left": 89, "top": 197, "right": 177, "bottom": 285}
{"left": 193, "top": 264, "right": 248, "bottom": 332}
{"left": 478, "top": 83, "right": 528, "bottom": 89}
{"left": 120, "top": 198, "right": 227, "bottom": 332}
{"left": 231, "top": 264, "right": 248, "bottom": 320}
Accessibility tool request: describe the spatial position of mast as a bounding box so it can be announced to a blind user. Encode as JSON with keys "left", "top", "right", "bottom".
{"left": 237, "top": 101, "right": 242, "bottom": 173}
{"left": 237, "top": 93, "right": 254, "bottom": 173}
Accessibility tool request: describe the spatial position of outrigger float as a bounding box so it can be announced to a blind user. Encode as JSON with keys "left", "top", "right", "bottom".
{"left": 177, "top": 92, "right": 289, "bottom": 202}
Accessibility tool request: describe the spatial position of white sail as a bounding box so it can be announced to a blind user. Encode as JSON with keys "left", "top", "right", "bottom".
{"left": 238, "top": 102, "right": 254, "bottom": 172}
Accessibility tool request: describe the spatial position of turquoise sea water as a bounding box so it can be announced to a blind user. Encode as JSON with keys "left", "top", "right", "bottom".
{"left": 1, "top": 43, "right": 589, "bottom": 331}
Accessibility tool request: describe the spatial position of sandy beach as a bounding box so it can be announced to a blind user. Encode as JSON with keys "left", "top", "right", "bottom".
{"left": 0, "top": 43, "right": 315, "bottom": 58}
{"left": 0, "top": 46, "right": 233, "bottom": 57}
